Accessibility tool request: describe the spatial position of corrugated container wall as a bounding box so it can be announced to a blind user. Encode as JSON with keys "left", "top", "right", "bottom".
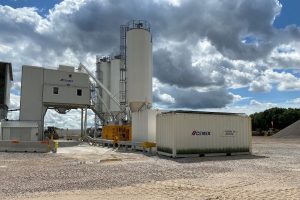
{"left": 156, "top": 112, "right": 252, "bottom": 157}
{"left": 126, "top": 28, "right": 153, "bottom": 112}
{"left": 0, "top": 121, "right": 39, "bottom": 141}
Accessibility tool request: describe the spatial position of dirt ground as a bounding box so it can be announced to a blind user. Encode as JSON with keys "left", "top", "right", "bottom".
{"left": 0, "top": 137, "right": 299, "bottom": 200}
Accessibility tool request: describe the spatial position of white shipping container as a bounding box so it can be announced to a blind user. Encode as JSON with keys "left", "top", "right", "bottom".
{"left": 156, "top": 111, "right": 252, "bottom": 157}
{"left": 132, "top": 109, "right": 161, "bottom": 143}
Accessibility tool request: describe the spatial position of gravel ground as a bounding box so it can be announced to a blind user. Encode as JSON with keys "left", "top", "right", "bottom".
{"left": 0, "top": 137, "right": 299, "bottom": 200}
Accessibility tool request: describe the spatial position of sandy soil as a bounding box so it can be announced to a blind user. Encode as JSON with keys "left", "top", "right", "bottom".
{"left": 0, "top": 137, "right": 299, "bottom": 200}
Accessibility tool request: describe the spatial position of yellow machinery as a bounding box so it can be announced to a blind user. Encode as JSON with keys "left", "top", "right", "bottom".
{"left": 102, "top": 125, "right": 132, "bottom": 143}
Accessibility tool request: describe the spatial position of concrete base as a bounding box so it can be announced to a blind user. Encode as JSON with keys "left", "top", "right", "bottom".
{"left": 0, "top": 141, "right": 49, "bottom": 153}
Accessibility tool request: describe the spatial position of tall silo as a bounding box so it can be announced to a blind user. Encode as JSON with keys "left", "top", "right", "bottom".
{"left": 95, "top": 58, "right": 102, "bottom": 114}
{"left": 110, "top": 58, "right": 121, "bottom": 114}
{"left": 96, "top": 57, "right": 111, "bottom": 113}
{"left": 126, "top": 20, "right": 152, "bottom": 112}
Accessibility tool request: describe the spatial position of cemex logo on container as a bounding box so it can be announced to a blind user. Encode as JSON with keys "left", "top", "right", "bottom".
{"left": 192, "top": 130, "right": 211, "bottom": 136}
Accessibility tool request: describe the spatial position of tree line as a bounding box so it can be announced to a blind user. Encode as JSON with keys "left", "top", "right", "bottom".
{"left": 250, "top": 107, "right": 300, "bottom": 131}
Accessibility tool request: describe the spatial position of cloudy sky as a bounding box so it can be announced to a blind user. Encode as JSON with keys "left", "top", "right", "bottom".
{"left": 1, "top": 0, "right": 300, "bottom": 128}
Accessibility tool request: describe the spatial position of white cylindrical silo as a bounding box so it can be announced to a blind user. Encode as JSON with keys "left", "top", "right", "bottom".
{"left": 126, "top": 21, "right": 153, "bottom": 112}
{"left": 95, "top": 61, "right": 102, "bottom": 113}
{"left": 99, "top": 58, "right": 111, "bottom": 112}
{"left": 110, "top": 58, "right": 121, "bottom": 113}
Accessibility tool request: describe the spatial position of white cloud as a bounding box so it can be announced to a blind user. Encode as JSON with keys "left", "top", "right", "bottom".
{"left": 10, "top": 81, "right": 21, "bottom": 94}
{"left": 153, "top": 0, "right": 182, "bottom": 7}
{"left": 249, "top": 80, "right": 272, "bottom": 92}
{"left": 247, "top": 100, "right": 276, "bottom": 112}
{"left": 6, "top": 93, "right": 20, "bottom": 120}
{"left": 267, "top": 42, "right": 300, "bottom": 69}
{"left": 0, "top": 44, "right": 12, "bottom": 53}
{"left": 290, "top": 98, "right": 300, "bottom": 104}
{"left": 0, "top": 6, "right": 42, "bottom": 24}
{"left": 202, "top": 99, "right": 278, "bottom": 115}
{"left": 229, "top": 93, "right": 247, "bottom": 103}
{"left": 7, "top": 93, "right": 20, "bottom": 109}
{"left": 158, "top": 93, "right": 175, "bottom": 104}
{"left": 44, "top": 109, "right": 94, "bottom": 129}
{"left": 277, "top": 81, "right": 300, "bottom": 91}
{"left": 250, "top": 99, "right": 262, "bottom": 106}
{"left": 1, "top": 0, "right": 300, "bottom": 124}
{"left": 264, "top": 70, "right": 300, "bottom": 91}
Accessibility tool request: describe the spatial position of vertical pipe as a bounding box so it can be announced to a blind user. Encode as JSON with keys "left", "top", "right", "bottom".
{"left": 81, "top": 108, "right": 83, "bottom": 139}
{"left": 41, "top": 114, "right": 44, "bottom": 141}
{"left": 41, "top": 107, "right": 47, "bottom": 141}
{"left": 84, "top": 107, "right": 88, "bottom": 137}
{"left": 40, "top": 70, "right": 45, "bottom": 141}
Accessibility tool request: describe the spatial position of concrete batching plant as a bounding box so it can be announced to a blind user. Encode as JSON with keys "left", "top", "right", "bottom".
{"left": 0, "top": 19, "right": 252, "bottom": 156}
{"left": 95, "top": 20, "right": 153, "bottom": 122}
{"left": 93, "top": 20, "right": 154, "bottom": 143}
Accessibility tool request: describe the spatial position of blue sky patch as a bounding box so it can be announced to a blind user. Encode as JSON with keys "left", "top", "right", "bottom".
{"left": 1, "top": 0, "right": 62, "bottom": 15}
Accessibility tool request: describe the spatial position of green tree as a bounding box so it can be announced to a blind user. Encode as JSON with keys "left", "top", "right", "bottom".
{"left": 250, "top": 107, "right": 300, "bottom": 131}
